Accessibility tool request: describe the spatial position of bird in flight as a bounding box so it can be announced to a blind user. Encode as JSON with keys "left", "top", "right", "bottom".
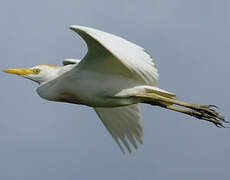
{"left": 4, "top": 25, "right": 227, "bottom": 153}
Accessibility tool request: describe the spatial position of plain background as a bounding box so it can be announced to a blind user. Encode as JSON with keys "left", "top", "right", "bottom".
{"left": 0, "top": 0, "right": 229, "bottom": 179}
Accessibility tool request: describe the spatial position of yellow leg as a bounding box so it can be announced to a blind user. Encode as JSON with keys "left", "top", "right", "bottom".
{"left": 136, "top": 93, "right": 227, "bottom": 127}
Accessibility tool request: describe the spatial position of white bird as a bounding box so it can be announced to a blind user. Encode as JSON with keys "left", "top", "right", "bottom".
{"left": 4, "top": 25, "right": 226, "bottom": 153}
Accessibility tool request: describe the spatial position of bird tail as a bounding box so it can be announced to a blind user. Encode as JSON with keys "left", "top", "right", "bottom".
{"left": 136, "top": 91, "right": 227, "bottom": 127}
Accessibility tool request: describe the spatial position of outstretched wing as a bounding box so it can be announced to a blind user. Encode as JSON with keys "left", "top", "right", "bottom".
{"left": 70, "top": 25, "right": 159, "bottom": 86}
{"left": 94, "top": 104, "right": 143, "bottom": 154}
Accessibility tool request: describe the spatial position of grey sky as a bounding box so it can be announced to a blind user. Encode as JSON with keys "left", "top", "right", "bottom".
{"left": 1, "top": 0, "right": 230, "bottom": 179}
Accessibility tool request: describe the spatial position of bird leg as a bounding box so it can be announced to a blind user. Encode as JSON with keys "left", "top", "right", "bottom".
{"left": 137, "top": 93, "right": 228, "bottom": 127}
{"left": 165, "top": 105, "right": 227, "bottom": 127}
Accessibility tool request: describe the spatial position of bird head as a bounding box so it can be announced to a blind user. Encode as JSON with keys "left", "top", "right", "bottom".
{"left": 3, "top": 64, "right": 60, "bottom": 85}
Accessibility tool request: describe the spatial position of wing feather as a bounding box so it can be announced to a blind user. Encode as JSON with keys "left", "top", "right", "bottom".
{"left": 94, "top": 104, "right": 143, "bottom": 153}
{"left": 70, "top": 25, "right": 159, "bottom": 86}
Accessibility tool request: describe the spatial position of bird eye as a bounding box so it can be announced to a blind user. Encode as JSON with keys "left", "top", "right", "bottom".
{"left": 33, "top": 68, "right": 40, "bottom": 74}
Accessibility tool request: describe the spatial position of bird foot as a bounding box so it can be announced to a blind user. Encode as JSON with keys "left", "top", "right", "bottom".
{"left": 190, "top": 105, "right": 228, "bottom": 128}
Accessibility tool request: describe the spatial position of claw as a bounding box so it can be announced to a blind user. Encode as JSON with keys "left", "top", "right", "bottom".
{"left": 192, "top": 105, "right": 227, "bottom": 128}
{"left": 204, "top": 117, "right": 225, "bottom": 127}
{"left": 152, "top": 94, "right": 227, "bottom": 128}
{"left": 221, "top": 117, "right": 229, "bottom": 123}
{"left": 208, "top": 105, "right": 219, "bottom": 109}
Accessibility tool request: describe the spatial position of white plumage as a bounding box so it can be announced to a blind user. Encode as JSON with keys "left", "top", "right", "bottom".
{"left": 4, "top": 25, "right": 226, "bottom": 154}
{"left": 95, "top": 104, "right": 143, "bottom": 154}
{"left": 70, "top": 25, "right": 159, "bottom": 86}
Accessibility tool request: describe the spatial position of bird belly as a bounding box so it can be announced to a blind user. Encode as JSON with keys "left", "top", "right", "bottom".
{"left": 57, "top": 78, "right": 142, "bottom": 107}
{"left": 56, "top": 86, "right": 140, "bottom": 107}
{"left": 37, "top": 71, "right": 143, "bottom": 107}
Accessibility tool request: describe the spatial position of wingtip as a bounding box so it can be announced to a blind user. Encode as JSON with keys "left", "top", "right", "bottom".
{"left": 69, "top": 25, "right": 78, "bottom": 30}
{"left": 69, "top": 25, "right": 87, "bottom": 31}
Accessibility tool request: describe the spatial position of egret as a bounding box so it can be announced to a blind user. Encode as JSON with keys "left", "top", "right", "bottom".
{"left": 4, "top": 25, "right": 227, "bottom": 153}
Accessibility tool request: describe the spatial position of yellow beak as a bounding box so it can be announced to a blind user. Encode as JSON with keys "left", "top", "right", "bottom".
{"left": 3, "top": 68, "right": 33, "bottom": 76}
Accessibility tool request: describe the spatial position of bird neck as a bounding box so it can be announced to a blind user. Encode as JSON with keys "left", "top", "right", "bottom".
{"left": 39, "top": 64, "right": 76, "bottom": 86}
